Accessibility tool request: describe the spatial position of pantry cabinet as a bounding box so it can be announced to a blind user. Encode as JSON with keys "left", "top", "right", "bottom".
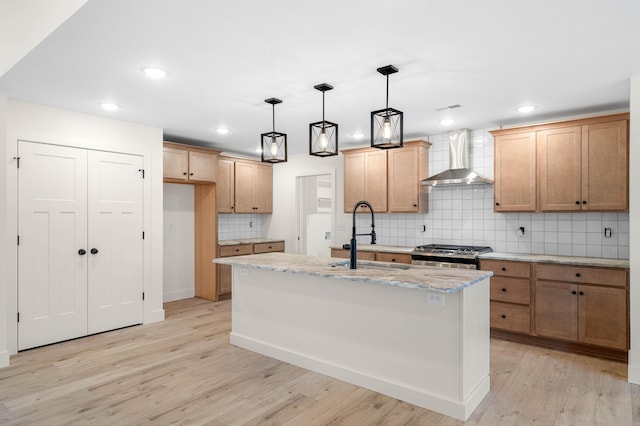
{"left": 342, "top": 140, "right": 431, "bottom": 213}
{"left": 217, "top": 157, "right": 273, "bottom": 214}
{"left": 490, "top": 113, "right": 629, "bottom": 213}
{"left": 163, "top": 142, "right": 218, "bottom": 183}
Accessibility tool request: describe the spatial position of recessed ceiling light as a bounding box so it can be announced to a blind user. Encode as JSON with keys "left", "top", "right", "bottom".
{"left": 215, "top": 127, "right": 230, "bottom": 135}
{"left": 142, "top": 67, "right": 168, "bottom": 79}
{"left": 352, "top": 132, "right": 365, "bottom": 139}
{"left": 440, "top": 119, "right": 455, "bottom": 126}
{"left": 517, "top": 105, "right": 536, "bottom": 113}
{"left": 100, "top": 102, "right": 119, "bottom": 111}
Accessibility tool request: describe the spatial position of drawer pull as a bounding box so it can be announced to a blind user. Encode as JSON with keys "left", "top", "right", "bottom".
{"left": 268, "top": 246, "right": 272, "bottom": 249}
{"left": 575, "top": 273, "right": 581, "bottom": 277}
{"left": 501, "top": 315, "right": 506, "bottom": 319}
{"left": 501, "top": 267, "right": 506, "bottom": 271}
{"left": 501, "top": 288, "right": 507, "bottom": 292}
{"left": 235, "top": 249, "right": 240, "bottom": 252}
{"left": 391, "top": 258, "right": 396, "bottom": 262}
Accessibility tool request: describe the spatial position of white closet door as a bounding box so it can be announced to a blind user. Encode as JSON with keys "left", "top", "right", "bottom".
{"left": 18, "top": 142, "right": 88, "bottom": 350}
{"left": 87, "top": 150, "right": 144, "bottom": 334}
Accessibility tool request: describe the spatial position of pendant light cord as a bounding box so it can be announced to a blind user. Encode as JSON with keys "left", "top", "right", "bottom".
{"left": 386, "top": 74, "right": 390, "bottom": 110}
{"left": 322, "top": 91, "right": 326, "bottom": 125}
{"left": 272, "top": 103, "right": 275, "bottom": 133}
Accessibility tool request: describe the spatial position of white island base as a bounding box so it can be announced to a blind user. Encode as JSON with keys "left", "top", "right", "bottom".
{"left": 229, "top": 265, "right": 490, "bottom": 421}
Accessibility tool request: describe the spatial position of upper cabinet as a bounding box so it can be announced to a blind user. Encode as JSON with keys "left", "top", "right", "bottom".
{"left": 217, "top": 156, "right": 273, "bottom": 214}
{"left": 494, "top": 132, "right": 537, "bottom": 212}
{"left": 342, "top": 140, "right": 431, "bottom": 213}
{"left": 163, "top": 142, "right": 219, "bottom": 183}
{"left": 491, "top": 114, "right": 629, "bottom": 212}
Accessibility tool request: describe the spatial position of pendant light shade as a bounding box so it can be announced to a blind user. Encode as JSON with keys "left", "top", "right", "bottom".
{"left": 371, "top": 65, "right": 403, "bottom": 149}
{"left": 310, "top": 83, "right": 338, "bottom": 157}
{"left": 261, "top": 98, "right": 287, "bottom": 163}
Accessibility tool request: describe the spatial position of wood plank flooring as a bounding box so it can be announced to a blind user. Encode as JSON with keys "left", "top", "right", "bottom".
{"left": 1, "top": 297, "right": 639, "bottom": 425}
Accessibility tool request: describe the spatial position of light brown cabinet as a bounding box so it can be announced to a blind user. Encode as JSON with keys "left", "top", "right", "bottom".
{"left": 330, "top": 248, "right": 411, "bottom": 264}
{"left": 537, "top": 120, "right": 628, "bottom": 211}
{"left": 217, "top": 241, "right": 285, "bottom": 297}
{"left": 343, "top": 149, "right": 387, "bottom": 213}
{"left": 163, "top": 142, "right": 218, "bottom": 183}
{"left": 387, "top": 142, "right": 430, "bottom": 213}
{"left": 216, "top": 158, "right": 235, "bottom": 213}
{"left": 490, "top": 113, "right": 629, "bottom": 213}
{"left": 534, "top": 263, "right": 628, "bottom": 350}
{"left": 342, "top": 140, "right": 431, "bottom": 214}
{"left": 216, "top": 157, "right": 273, "bottom": 214}
{"left": 493, "top": 132, "right": 537, "bottom": 212}
{"left": 480, "top": 259, "right": 532, "bottom": 334}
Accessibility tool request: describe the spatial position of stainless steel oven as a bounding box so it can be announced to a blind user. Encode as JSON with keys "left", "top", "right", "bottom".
{"left": 411, "top": 244, "right": 492, "bottom": 270}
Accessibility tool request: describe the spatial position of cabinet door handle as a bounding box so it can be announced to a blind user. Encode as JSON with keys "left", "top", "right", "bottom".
{"left": 78, "top": 249, "right": 86, "bottom": 255}
{"left": 90, "top": 248, "right": 99, "bottom": 255}
{"left": 501, "top": 288, "right": 507, "bottom": 292}
{"left": 579, "top": 291, "right": 584, "bottom": 296}
{"left": 413, "top": 204, "right": 417, "bottom": 207}
{"left": 501, "top": 315, "right": 506, "bottom": 319}
{"left": 575, "top": 201, "right": 580, "bottom": 205}
{"left": 495, "top": 202, "right": 500, "bottom": 206}
{"left": 183, "top": 172, "right": 188, "bottom": 176}
{"left": 572, "top": 290, "right": 577, "bottom": 295}
{"left": 582, "top": 200, "right": 587, "bottom": 204}
{"left": 189, "top": 172, "right": 194, "bottom": 176}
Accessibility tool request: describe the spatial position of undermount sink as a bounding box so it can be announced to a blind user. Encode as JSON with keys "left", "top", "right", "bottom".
{"left": 329, "top": 260, "right": 410, "bottom": 270}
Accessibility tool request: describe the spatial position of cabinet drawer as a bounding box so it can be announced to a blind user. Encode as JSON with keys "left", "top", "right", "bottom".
{"left": 330, "top": 249, "right": 376, "bottom": 261}
{"left": 480, "top": 259, "right": 531, "bottom": 278}
{"left": 375, "top": 252, "right": 412, "bottom": 264}
{"left": 253, "top": 241, "right": 284, "bottom": 254}
{"left": 490, "top": 302, "right": 531, "bottom": 334}
{"left": 219, "top": 244, "right": 253, "bottom": 257}
{"left": 490, "top": 276, "right": 530, "bottom": 305}
{"left": 536, "top": 264, "right": 627, "bottom": 287}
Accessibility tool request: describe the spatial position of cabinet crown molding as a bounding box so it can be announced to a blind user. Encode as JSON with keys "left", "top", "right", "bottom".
{"left": 489, "top": 113, "right": 629, "bottom": 137}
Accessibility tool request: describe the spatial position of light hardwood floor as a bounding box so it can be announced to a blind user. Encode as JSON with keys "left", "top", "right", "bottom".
{"left": 1, "top": 298, "right": 639, "bottom": 425}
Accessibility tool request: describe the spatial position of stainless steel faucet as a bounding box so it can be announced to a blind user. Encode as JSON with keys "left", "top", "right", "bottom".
{"left": 350, "top": 200, "right": 376, "bottom": 269}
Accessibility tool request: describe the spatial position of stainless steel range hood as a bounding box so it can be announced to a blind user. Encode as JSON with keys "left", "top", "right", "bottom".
{"left": 420, "top": 129, "right": 493, "bottom": 186}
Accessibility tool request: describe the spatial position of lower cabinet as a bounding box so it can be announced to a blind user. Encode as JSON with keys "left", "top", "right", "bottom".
{"left": 330, "top": 248, "right": 411, "bottom": 264}
{"left": 217, "top": 241, "right": 285, "bottom": 297}
{"left": 479, "top": 259, "right": 532, "bottom": 334}
{"left": 535, "top": 264, "right": 628, "bottom": 350}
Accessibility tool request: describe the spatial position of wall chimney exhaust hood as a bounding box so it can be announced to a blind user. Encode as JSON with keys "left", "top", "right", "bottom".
{"left": 420, "top": 129, "right": 493, "bottom": 186}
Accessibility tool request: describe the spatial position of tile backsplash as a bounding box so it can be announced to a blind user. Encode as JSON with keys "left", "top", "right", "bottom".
{"left": 218, "top": 214, "right": 263, "bottom": 241}
{"left": 355, "top": 129, "right": 630, "bottom": 259}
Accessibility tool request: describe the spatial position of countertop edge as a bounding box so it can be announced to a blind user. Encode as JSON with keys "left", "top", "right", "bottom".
{"left": 214, "top": 253, "right": 493, "bottom": 293}
{"left": 218, "top": 238, "right": 285, "bottom": 246}
{"left": 480, "top": 252, "right": 629, "bottom": 269}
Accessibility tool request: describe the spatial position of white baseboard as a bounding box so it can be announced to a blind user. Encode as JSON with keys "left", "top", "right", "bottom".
{"left": 629, "top": 362, "right": 640, "bottom": 384}
{"left": 146, "top": 308, "right": 165, "bottom": 324}
{"left": 163, "top": 288, "right": 195, "bottom": 303}
{"left": 0, "top": 350, "right": 10, "bottom": 368}
{"left": 230, "top": 332, "right": 484, "bottom": 421}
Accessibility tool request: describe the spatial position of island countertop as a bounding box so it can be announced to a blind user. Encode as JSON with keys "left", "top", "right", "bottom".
{"left": 214, "top": 252, "right": 492, "bottom": 293}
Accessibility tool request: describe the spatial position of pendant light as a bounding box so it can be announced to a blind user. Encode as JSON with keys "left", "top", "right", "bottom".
{"left": 309, "top": 83, "right": 338, "bottom": 157}
{"left": 261, "top": 98, "right": 287, "bottom": 163}
{"left": 371, "top": 65, "right": 403, "bottom": 149}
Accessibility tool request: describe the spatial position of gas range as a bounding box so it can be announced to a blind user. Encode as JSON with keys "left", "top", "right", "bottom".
{"left": 411, "top": 244, "right": 493, "bottom": 269}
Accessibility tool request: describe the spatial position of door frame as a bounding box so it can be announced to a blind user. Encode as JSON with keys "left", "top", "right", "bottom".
{"left": 295, "top": 169, "right": 337, "bottom": 256}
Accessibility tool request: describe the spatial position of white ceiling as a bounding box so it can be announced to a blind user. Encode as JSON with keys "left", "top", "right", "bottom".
{"left": 1, "top": 0, "right": 639, "bottom": 157}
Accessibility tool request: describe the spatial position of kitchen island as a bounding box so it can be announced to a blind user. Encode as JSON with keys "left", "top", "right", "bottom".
{"left": 214, "top": 253, "right": 493, "bottom": 420}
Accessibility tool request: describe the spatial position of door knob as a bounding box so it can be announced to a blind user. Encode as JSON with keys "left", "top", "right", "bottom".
{"left": 90, "top": 248, "right": 99, "bottom": 254}
{"left": 78, "top": 249, "right": 86, "bottom": 255}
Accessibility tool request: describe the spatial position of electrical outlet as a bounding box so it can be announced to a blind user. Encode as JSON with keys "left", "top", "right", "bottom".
{"left": 427, "top": 292, "right": 445, "bottom": 305}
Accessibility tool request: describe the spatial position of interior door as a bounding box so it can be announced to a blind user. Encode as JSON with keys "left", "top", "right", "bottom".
{"left": 87, "top": 150, "right": 144, "bottom": 334}
{"left": 18, "top": 141, "right": 88, "bottom": 350}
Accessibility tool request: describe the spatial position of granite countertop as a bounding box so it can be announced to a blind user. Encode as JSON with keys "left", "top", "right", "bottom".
{"left": 213, "top": 252, "right": 492, "bottom": 293}
{"left": 480, "top": 252, "right": 630, "bottom": 269}
{"left": 330, "top": 244, "right": 415, "bottom": 254}
{"left": 218, "top": 238, "right": 284, "bottom": 246}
